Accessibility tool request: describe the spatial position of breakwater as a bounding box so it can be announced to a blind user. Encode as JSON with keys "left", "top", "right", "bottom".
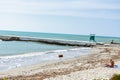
{"left": 0, "top": 35, "right": 96, "bottom": 47}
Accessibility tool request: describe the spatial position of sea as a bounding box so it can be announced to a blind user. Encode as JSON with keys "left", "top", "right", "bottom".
{"left": 0, "top": 30, "right": 120, "bottom": 71}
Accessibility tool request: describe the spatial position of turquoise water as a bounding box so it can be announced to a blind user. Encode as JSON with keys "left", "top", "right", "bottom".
{"left": 0, "top": 41, "right": 74, "bottom": 56}
{"left": 0, "top": 30, "right": 120, "bottom": 43}
{"left": 0, "top": 30, "right": 120, "bottom": 56}
{"left": 0, "top": 30, "right": 120, "bottom": 71}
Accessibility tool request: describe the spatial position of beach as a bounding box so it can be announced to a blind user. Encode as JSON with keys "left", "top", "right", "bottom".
{"left": 0, "top": 0, "right": 120, "bottom": 79}
{"left": 0, "top": 44, "right": 120, "bottom": 80}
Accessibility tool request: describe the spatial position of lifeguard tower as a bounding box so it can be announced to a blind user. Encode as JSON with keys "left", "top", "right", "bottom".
{"left": 89, "top": 34, "right": 96, "bottom": 42}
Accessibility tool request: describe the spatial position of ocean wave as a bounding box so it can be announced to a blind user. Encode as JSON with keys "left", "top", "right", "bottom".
{"left": 0, "top": 47, "right": 92, "bottom": 59}
{"left": 0, "top": 47, "right": 91, "bottom": 72}
{"left": 0, "top": 48, "right": 73, "bottom": 59}
{"left": 0, "top": 51, "right": 47, "bottom": 59}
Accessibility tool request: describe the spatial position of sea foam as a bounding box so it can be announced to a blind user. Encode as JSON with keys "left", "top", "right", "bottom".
{"left": 0, "top": 48, "right": 91, "bottom": 72}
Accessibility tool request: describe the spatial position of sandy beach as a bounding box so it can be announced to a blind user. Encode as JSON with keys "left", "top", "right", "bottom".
{"left": 0, "top": 0, "right": 120, "bottom": 79}
{"left": 0, "top": 44, "right": 120, "bottom": 80}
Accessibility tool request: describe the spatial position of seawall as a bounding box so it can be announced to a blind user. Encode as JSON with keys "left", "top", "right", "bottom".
{"left": 0, "top": 35, "right": 96, "bottom": 47}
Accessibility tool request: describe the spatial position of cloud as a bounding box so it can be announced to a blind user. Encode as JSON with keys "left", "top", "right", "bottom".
{"left": 0, "top": 0, "right": 120, "bottom": 19}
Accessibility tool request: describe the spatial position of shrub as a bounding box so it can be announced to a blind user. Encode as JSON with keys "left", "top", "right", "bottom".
{"left": 110, "top": 74, "right": 120, "bottom": 80}
{"left": 2, "top": 78, "right": 7, "bottom": 80}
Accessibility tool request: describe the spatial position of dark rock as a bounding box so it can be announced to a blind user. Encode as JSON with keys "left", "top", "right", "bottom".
{"left": 58, "top": 54, "right": 63, "bottom": 58}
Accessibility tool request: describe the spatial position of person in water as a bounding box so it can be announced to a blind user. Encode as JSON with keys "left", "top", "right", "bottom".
{"left": 105, "top": 59, "right": 114, "bottom": 68}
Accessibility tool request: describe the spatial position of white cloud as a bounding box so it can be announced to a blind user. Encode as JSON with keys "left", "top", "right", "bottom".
{"left": 0, "top": 0, "right": 120, "bottom": 19}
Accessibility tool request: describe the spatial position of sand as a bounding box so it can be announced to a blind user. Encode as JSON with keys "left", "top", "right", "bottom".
{"left": 0, "top": 44, "right": 120, "bottom": 80}
{"left": 45, "top": 61, "right": 120, "bottom": 80}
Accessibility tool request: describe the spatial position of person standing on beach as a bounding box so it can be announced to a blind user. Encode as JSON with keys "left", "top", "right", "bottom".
{"left": 111, "top": 40, "right": 114, "bottom": 44}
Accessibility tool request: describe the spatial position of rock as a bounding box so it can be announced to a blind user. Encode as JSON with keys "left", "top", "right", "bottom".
{"left": 9, "top": 37, "right": 20, "bottom": 41}
{"left": 58, "top": 54, "right": 63, "bottom": 58}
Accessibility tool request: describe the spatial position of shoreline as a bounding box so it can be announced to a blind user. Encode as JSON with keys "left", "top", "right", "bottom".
{"left": 0, "top": 47, "right": 91, "bottom": 72}
{"left": 0, "top": 44, "right": 120, "bottom": 80}
{"left": 0, "top": 47, "right": 90, "bottom": 58}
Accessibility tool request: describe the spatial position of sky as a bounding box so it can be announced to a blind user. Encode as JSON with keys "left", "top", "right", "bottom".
{"left": 0, "top": 0, "right": 120, "bottom": 37}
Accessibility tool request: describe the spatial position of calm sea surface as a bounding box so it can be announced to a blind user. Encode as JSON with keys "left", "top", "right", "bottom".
{"left": 0, "top": 30, "right": 120, "bottom": 56}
